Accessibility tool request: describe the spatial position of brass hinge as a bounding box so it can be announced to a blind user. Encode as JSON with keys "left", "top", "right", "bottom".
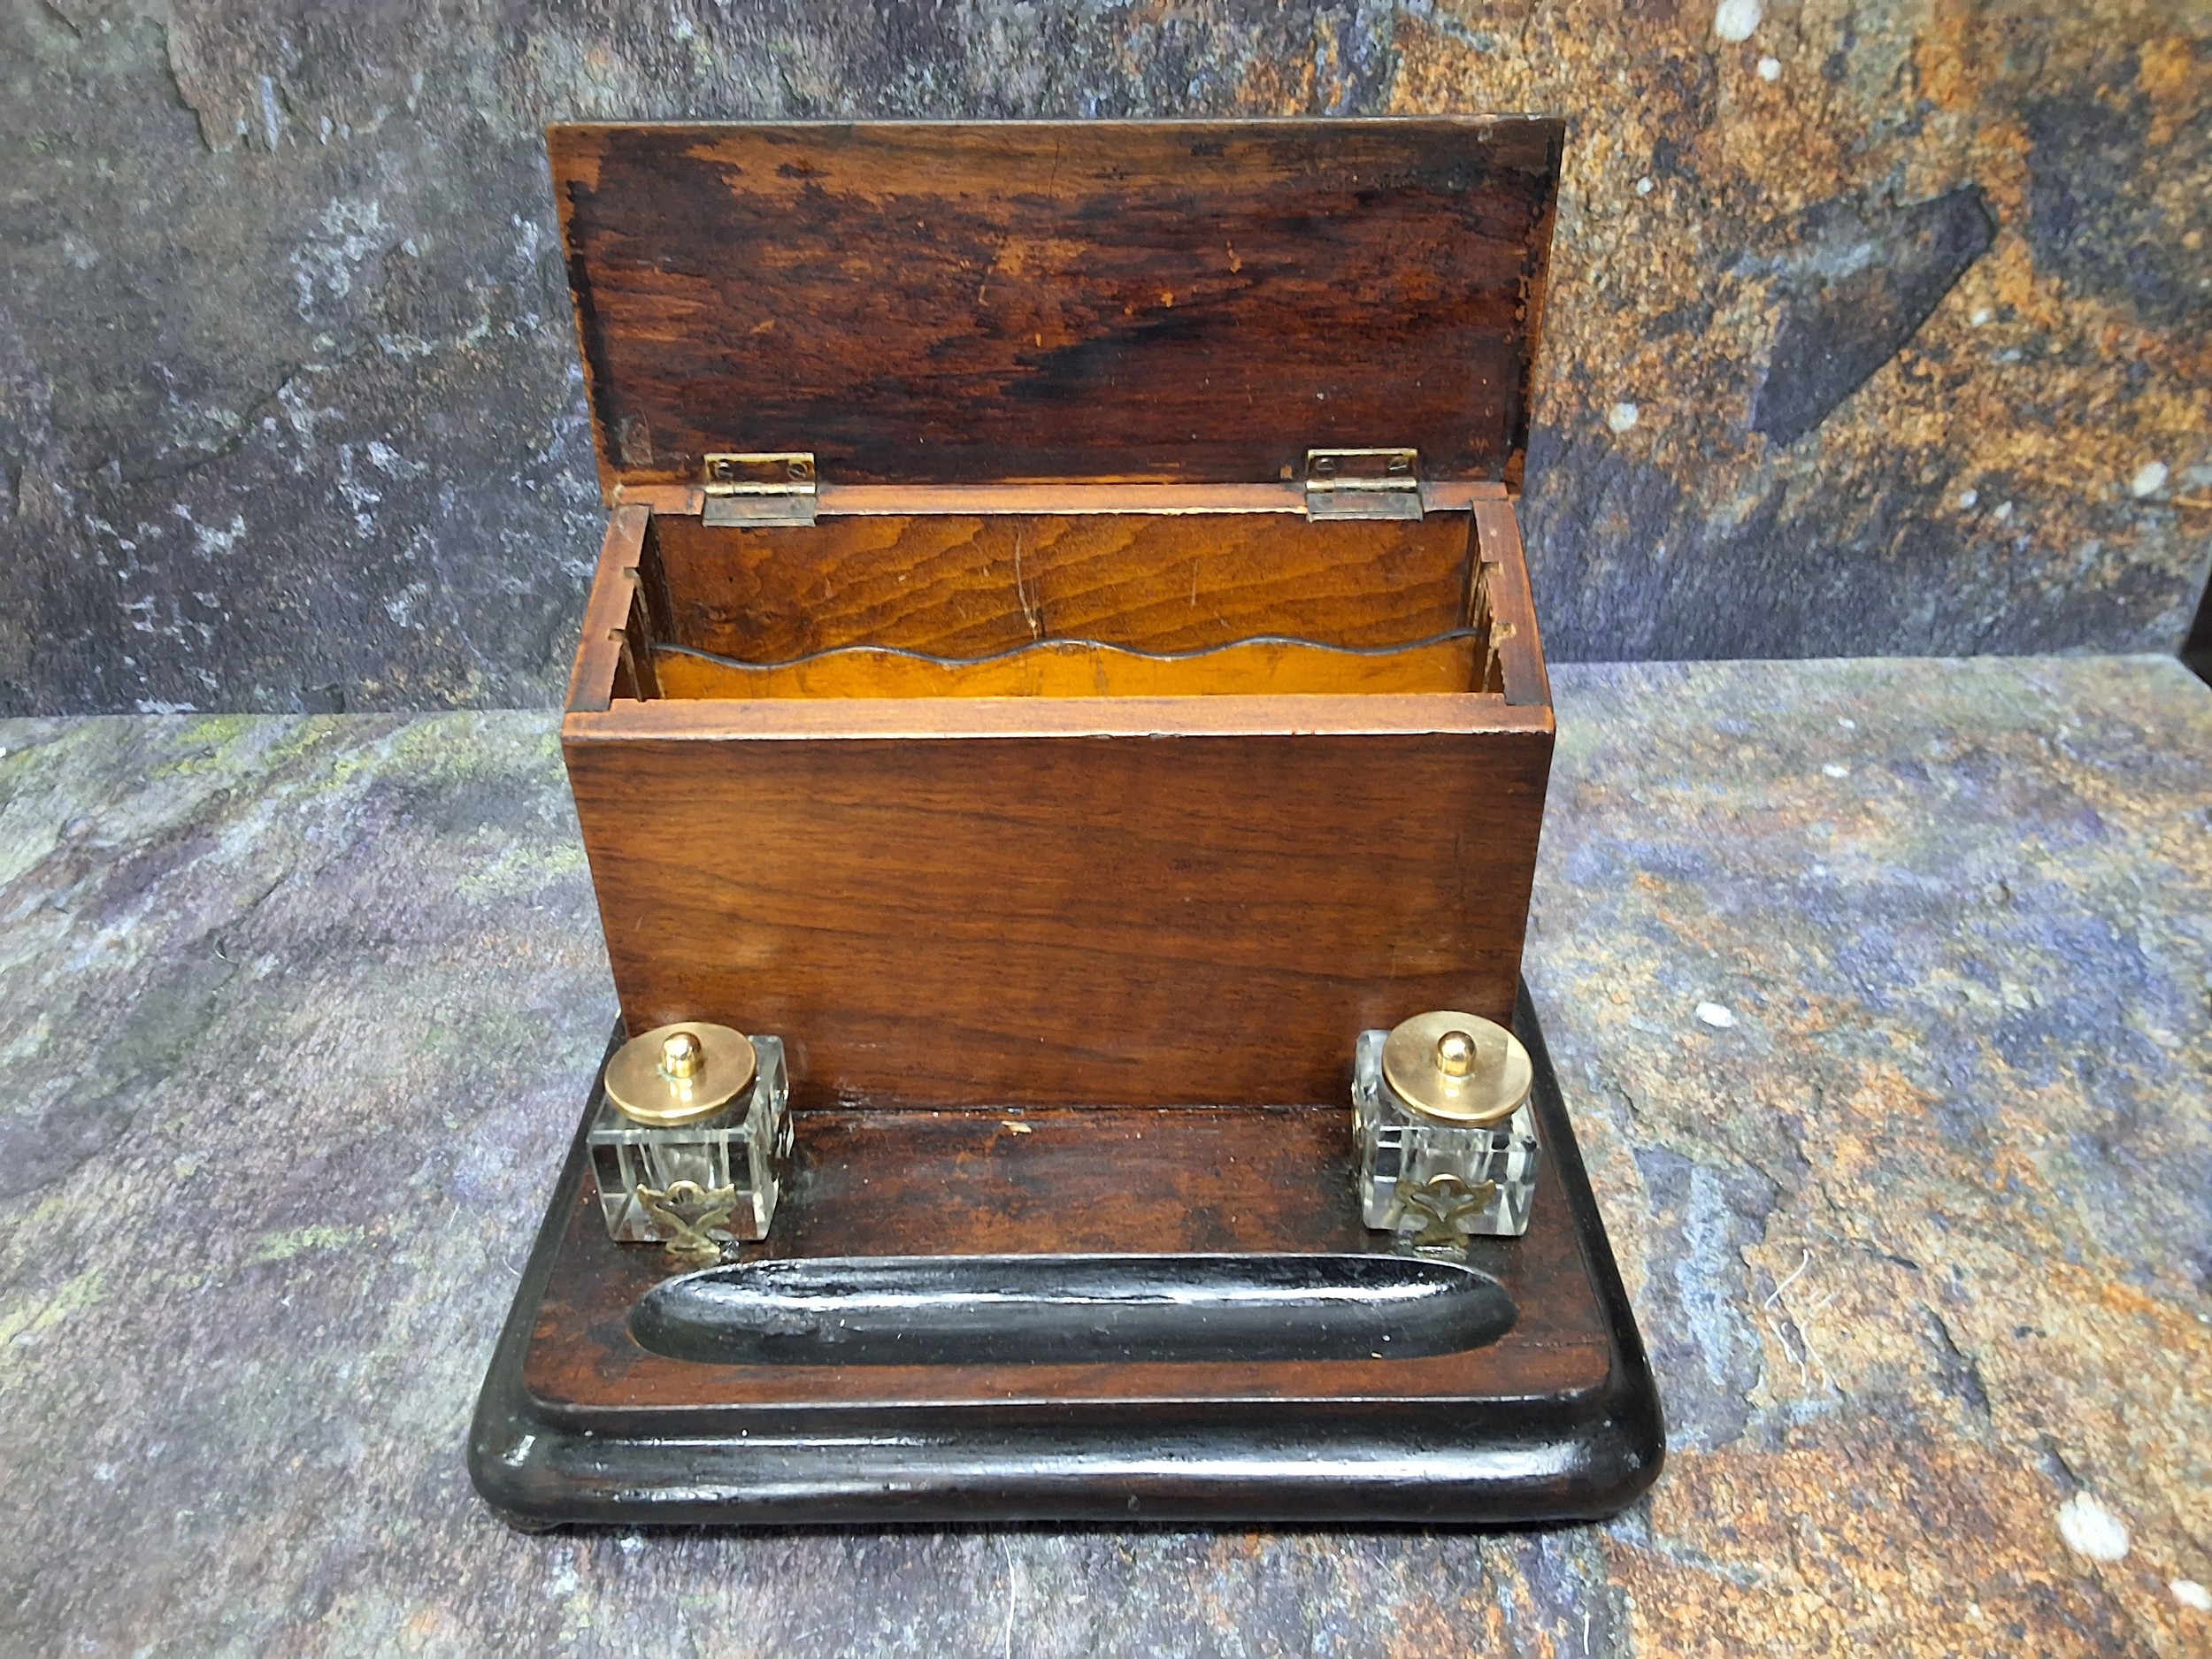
{"left": 1304, "top": 448, "right": 1422, "bottom": 521}
{"left": 702, "top": 452, "right": 818, "bottom": 526}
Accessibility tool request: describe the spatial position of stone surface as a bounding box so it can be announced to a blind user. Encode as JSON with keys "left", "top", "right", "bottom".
{"left": 1748, "top": 186, "right": 1997, "bottom": 449}
{"left": 1, "top": 2, "right": 2207, "bottom": 716}
{"left": 1, "top": 654, "right": 2207, "bottom": 1654}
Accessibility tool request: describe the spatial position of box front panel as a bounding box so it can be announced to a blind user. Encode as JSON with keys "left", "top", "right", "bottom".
{"left": 566, "top": 726, "right": 1550, "bottom": 1108}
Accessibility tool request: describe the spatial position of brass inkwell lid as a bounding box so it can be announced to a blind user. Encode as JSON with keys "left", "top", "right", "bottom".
{"left": 1381, "top": 1010, "right": 1532, "bottom": 1125}
{"left": 604, "top": 1021, "right": 757, "bottom": 1126}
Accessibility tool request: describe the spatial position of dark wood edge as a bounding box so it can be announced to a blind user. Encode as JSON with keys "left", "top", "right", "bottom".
{"left": 546, "top": 129, "right": 622, "bottom": 503}
{"left": 1505, "top": 126, "right": 1566, "bottom": 496}
{"left": 610, "top": 480, "right": 1514, "bottom": 516}
{"left": 562, "top": 692, "right": 1555, "bottom": 745}
{"left": 1472, "top": 499, "right": 1552, "bottom": 710}
{"left": 554, "top": 115, "right": 1564, "bottom": 137}
{"left": 467, "top": 1031, "right": 624, "bottom": 1526}
{"left": 1513, "top": 978, "right": 1667, "bottom": 1491}
{"left": 564, "top": 506, "right": 650, "bottom": 714}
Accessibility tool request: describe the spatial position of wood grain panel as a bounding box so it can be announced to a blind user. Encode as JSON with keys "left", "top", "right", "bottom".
{"left": 565, "top": 690, "right": 1554, "bottom": 741}
{"left": 649, "top": 634, "right": 1481, "bottom": 699}
{"left": 563, "top": 505, "right": 649, "bottom": 712}
{"left": 565, "top": 722, "right": 1553, "bottom": 1108}
{"left": 1474, "top": 499, "right": 1551, "bottom": 708}
{"left": 523, "top": 1100, "right": 1611, "bottom": 1412}
{"left": 550, "top": 119, "right": 1565, "bottom": 491}
{"left": 649, "top": 511, "right": 1478, "bottom": 661}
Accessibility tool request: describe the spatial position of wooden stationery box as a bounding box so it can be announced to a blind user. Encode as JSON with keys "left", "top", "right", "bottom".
{"left": 470, "top": 120, "right": 1664, "bottom": 1531}
{"left": 552, "top": 119, "right": 1563, "bottom": 1110}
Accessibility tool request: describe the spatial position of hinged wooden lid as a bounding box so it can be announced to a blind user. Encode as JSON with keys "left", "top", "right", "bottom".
{"left": 550, "top": 119, "right": 1563, "bottom": 498}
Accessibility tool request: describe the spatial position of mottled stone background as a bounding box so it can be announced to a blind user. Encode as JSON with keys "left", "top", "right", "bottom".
{"left": 1, "top": 1, "right": 2206, "bottom": 716}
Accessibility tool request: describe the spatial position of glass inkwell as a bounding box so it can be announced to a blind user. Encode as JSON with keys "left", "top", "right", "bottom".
{"left": 1355, "top": 1010, "right": 1539, "bottom": 1248}
{"left": 587, "top": 1021, "right": 791, "bottom": 1262}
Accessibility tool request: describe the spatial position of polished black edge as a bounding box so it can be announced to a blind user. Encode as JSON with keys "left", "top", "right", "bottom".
{"left": 1512, "top": 979, "right": 1667, "bottom": 1503}
{"left": 467, "top": 1029, "right": 621, "bottom": 1530}
{"left": 467, "top": 989, "right": 1665, "bottom": 1528}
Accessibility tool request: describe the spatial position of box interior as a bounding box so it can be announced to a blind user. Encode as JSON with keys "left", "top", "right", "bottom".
{"left": 607, "top": 511, "right": 1509, "bottom": 701}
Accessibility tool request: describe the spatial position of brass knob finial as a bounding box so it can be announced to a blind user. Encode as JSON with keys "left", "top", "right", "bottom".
{"left": 605, "top": 1023, "right": 757, "bottom": 1126}
{"left": 661, "top": 1030, "right": 704, "bottom": 1079}
{"left": 1381, "top": 1010, "right": 1532, "bottom": 1125}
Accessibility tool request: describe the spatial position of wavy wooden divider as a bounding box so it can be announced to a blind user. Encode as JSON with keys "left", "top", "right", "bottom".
{"left": 650, "top": 634, "right": 1484, "bottom": 700}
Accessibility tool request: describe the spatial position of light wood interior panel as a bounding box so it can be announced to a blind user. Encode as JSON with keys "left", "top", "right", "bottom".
{"left": 650, "top": 634, "right": 1483, "bottom": 700}
{"left": 647, "top": 511, "right": 1479, "bottom": 662}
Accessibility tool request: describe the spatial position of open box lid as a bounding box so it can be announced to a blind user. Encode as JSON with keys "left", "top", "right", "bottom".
{"left": 549, "top": 119, "right": 1563, "bottom": 506}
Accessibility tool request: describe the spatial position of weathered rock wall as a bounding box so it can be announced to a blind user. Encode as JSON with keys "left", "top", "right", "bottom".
{"left": 1, "top": 0, "right": 2204, "bottom": 714}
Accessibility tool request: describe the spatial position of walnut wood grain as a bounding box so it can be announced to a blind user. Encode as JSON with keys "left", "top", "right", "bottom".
{"left": 565, "top": 720, "right": 1552, "bottom": 1108}
{"left": 550, "top": 119, "right": 1565, "bottom": 492}
{"left": 1474, "top": 499, "right": 1551, "bottom": 709}
{"left": 565, "top": 690, "right": 1553, "bottom": 742}
{"left": 522, "top": 1100, "right": 1612, "bottom": 1413}
{"left": 564, "top": 505, "right": 649, "bottom": 713}
{"left": 648, "top": 511, "right": 1478, "bottom": 662}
